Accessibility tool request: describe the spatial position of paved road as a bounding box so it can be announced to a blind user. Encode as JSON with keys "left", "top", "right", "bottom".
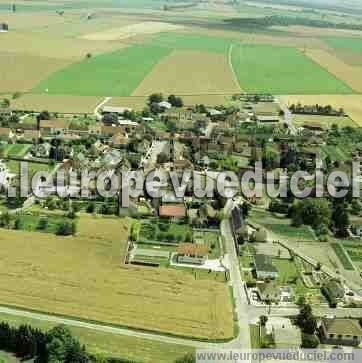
{"left": 94, "top": 97, "right": 112, "bottom": 120}
{"left": 222, "top": 200, "right": 251, "bottom": 349}
{"left": 276, "top": 97, "right": 297, "bottom": 135}
{"left": 0, "top": 305, "right": 211, "bottom": 348}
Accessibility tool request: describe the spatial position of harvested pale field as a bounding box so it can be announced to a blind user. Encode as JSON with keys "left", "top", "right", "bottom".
{"left": 272, "top": 25, "right": 362, "bottom": 38}
{"left": 185, "top": 26, "right": 326, "bottom": 49}
{"left": 11, "top": 94, "right": 102, "bottom": 113}
{"left": 133, "top": 50, "right": 240, "bottom": 96}
{"left": 0, "top": 215, "right": 233, "bottom": 340}
{"left": 281, "top": 94, "right": 362, "bottom": 126}
{"left": 0, "top": 12, "right": 68, "bottom": 31}
{"left": 31, "top": 13, "right": 141, "bottom": 37}
{"left": 82, "top": 21, "right": 184, "bottom": 40}
{"left": 304, "top": 48, "right": 362, "bottom": 92}
{"left": 330, "top": 49, "right": 362, "bottom": 67}
{"left": 106, "top": 96, "right": 148, "bottom": 111}
{"left": 0, "top": 32, "right": 123, "bottom": 60}
{"left": 293, "top": 114, "right": 357, "bottom": 129}
{"left": 0, "top": 52, "right": 72, "bottom": 92}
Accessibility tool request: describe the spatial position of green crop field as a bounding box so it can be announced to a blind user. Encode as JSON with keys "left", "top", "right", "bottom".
{"left": 32, "top": 45, "right": 172, "bottom": 96}
{"left": 231, "top": 44, "right": 353, "bottom": 94}
{"left": 148, "top": 32, "right": 235, "bottom": 54}
{"left": 323, "top": 36, "right": 362, "bottom": 53}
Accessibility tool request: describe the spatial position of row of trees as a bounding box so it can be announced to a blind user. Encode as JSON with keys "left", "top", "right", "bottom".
{"left": 290, "top": 103, "right": 344, "bottom": 116}
{"left": 296, "top": 303, "right": 320, "bottom": 348}
{"left": 225, "top": 15, "right": 362, "bottom": 32}
{"left": 0, "top": 321, "right": 195, "bottom": 363}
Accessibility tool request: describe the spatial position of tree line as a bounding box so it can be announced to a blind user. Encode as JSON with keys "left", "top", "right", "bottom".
{"left": 224, "top": 15, "right": 362, "bottom": 31}
{"left": 0, "top": 321, "right": 196, "bottom": 363}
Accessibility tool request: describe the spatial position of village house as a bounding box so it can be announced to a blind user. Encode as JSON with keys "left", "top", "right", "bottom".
{"left": 101, "top": 126, "right": 125, "bottom": 137}
{"left": 256, "top": 115, "right": 280, "bottom": 123}
{"left": 256, "top": 280, "right": 281, "bottom": 303}
{"left": 320, "top": 318, "right": 362, "bottom": 347}
{"left": 253, "top": 254, "right": 279, "bottom": 280}
{"left": 159, "top": 204, "right": 186, "bottom": 221}
{"left": 110, "top": 132, "right": 129, "bottom": 148}
{"left": 102, "top": 106, "right": 132, "bottom": 116}
{"left": 158, "top": 101, "right": 172, "bottom": 110}
{"left": 40, "top": 119, "right": 70, "bottom": 135}
{"left": 176, "top": 243, "right": 208, "bottom": 265}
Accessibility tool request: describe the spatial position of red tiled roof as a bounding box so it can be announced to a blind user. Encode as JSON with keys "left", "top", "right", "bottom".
{"left": 159, "top": 204, "right": 186, "bottom": 218}
{"left": 177, "top": 243, "right": 208, "bottom": 257}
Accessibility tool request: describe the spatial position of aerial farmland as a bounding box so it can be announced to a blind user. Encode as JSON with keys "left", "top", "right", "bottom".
{"left": 2, "top": 0, "right": 362, "bottom": 362}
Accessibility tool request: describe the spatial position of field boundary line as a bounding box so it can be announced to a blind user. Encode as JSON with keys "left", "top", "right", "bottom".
{"left": 0, "top": 303, "right": 235, "bottom": 346}
{"left": 301, "top": 48, "right": 358, "bottom": 94}
{"left": 228, "top": 44, "right": 242, "bottom": 92}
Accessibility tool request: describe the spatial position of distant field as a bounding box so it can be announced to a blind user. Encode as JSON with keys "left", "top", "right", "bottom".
{"left": 0, "top": 32, "right": 121, "bottom": 59}
{"left": 32, "top": 45, "right": 172, "bottom": 96}
{"left": 281, "top": 94, "right": 362, "bottom": 126}
{"left": 293, "top": 114, "right": 357, "bottom": 129}
{"left": 11, "top": 94, "right": 102, "bottom": 113}
{"left": 231, "top": 44, "right": 353, "bottom": 94}
{"left": 0, "top": 52, "right": 71, "bottom": 93}
{"left": 133, "top": 50, "right": 240, "bottom": 96}
{"left": 148, "top": 32, "right": 235, "bottom": 54}
{"left": 82, "top": 21, "right": 184, "bottom": 41}
{"left": 323, "top": 36, "right": 362, "bottom": 53}
{"left": 304, "top": 49, "right": 362, "bottom": 92}
{"left": 0, "top": 11, "right": 68, "bottom": 31}
{"left": 0, "top": 215, "right": 233, "bottom": 340}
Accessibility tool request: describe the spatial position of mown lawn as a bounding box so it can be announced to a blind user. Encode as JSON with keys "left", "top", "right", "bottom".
{"left": 231, "top": 44, "right": 353, "bottom": 94}
{"left": 32, "top": 44, "right": 172, "bottom": 96}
